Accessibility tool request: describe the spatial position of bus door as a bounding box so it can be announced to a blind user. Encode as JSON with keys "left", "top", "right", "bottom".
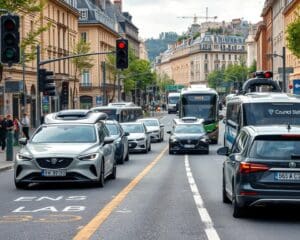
{"left": 224, "top": 102, "right": 241, "bottom": 148}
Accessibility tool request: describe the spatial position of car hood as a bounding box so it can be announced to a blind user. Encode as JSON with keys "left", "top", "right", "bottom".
{"left": 127, "top": 133, "right": 146, "bottom": 140}
{"left": 146, "top": 126, "right": 160, "bottom": 132}
{"left": 20, "top": 143, "right": 97, "bottom": 157}
{"left": 172, "top": 133, "right": 206, "bottom": 140}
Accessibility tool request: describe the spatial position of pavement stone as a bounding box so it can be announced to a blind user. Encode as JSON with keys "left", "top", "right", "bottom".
{"left": 0, "top": 146, "right": 21, "bottom": 172}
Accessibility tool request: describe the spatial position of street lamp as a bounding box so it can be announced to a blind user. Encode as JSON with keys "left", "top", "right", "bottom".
{"left": 267, "top": 46, "right": 286, "bottom": 92}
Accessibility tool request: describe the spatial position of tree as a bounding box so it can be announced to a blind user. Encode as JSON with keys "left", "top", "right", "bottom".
{"left": 71, "top": 39, "right": 94, "bottom": 108}
{"left": 286, "top": 8, "right": 300, "bottom": 58}
{"left": 156, "top": 73, "right": 174, "bottom": 93}
{"left": 208, "top": 70, "right": 225, "bottom": 89}
{"left": 248, "top": 59, "right": 257, "bottom": 77}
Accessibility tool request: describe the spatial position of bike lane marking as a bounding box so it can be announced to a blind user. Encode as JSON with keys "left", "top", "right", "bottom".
{"left": 185, "top": 155, "right": 220, "bottom": 240}
{"left": 73, "top": 146, "right": 168, "bottom": 240}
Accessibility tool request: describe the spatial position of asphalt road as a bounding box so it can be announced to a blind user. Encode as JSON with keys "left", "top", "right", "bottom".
{"left": 1, "top": 114, "right": 300, "bottom": 240}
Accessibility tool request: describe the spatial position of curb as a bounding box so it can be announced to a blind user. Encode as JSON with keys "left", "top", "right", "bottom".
{"left": 0, "top": 163, "right": 14, "bottom": 173}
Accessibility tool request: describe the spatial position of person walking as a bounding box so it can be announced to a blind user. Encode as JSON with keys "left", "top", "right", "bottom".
{"left": 0, "top": 115, "right": 7, "bottom": 152}
{"left": 21, "top": 113, "right": 30, "bottom": 140}
{"left": 13, "top": 117, "right": 21, "bottom": 145}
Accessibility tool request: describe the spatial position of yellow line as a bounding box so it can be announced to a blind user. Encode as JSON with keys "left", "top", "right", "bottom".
{"left": 73, "top": 146, "right": 168, "bottom": 240}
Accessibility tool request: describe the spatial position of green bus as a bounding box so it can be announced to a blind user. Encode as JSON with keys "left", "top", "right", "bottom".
{"left": 179, "top": 86, "right": 219, "bottom": 144}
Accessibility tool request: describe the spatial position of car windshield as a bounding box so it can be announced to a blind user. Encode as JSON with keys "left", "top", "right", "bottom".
{"left": 121, "top": 124, "right": 144, "bottom": 133}
{"left": 31, "top": 125, "right": 97, "bottom": 143}
{"left": 168, "top": 96, "right": 179, "bottom": 104}
{"left": 94, "top": 109, "right": 117, "bottom": 121}
{"left": 106, "top": 124, "right": 120, "bottom": 136}
{"left": 249, "top": 138, "right": 300, "bottom": 160}
{"left": 139, "top": 120, "right": 159, "bottom": 126}
{"left": 174, "top": 124, "right": 205, "bottom": 134}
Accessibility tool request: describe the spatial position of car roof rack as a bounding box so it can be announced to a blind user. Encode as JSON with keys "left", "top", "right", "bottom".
{"left": 45, "top": 110, "right": 108, "bottom": 124}
{"left": 174, "top": 117, "right": 204, "bottom": 124}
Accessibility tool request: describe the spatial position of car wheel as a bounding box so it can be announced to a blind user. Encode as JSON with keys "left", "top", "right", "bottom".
{"left": 148, "top": 143, "right": 151, "bottom": 151}
{"left": 232, "top": 187, "right": 246, "bottom": 218}
{"left": 222, "top": 172, "right": 231, "bottom": 204}
{"left": 204, "top": 148, "right": 209, "bottom": 154}
{"left": 117, "top": 154, "right": 124, "bottom": 164}
{"left": 210, "top": 139, "right": 218, "bottom": 144}
{"left": 15, "top": 180, "right": 27, "bottom": 189}
{"left": 97, "top": 160, "right": 105, "bottom": 188}
{"left": 108, "top": 162, "right": 117, "bottom": 180}
{"left": 169, "top": 146, "right": 174, "bottom": 154}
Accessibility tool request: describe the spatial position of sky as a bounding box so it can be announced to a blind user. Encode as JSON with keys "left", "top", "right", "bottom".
{"left": 122, "top": 0, "right": 265, "bottom": 39}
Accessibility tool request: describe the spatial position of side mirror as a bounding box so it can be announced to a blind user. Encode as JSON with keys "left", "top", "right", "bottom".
{"left": 219, "top": 114, "right": 224, "bottom": 120}
{"left": 104, "top": 136, "right": 114, "bottom": 145}
{"left": 124, "top": 132, "right": 130, "bottom": 137}
{"left": 223, "top": 119, "right": 227, "bottom": 124}
{"left": 19, "top": 138, "right": 28, "bottom": 145}
{"left": 217, "top": 147, "right": 230, "bottom": 156}
{"left": 160, "top": 124, "right": 164, "bottom": 127}
{"left": 167, "top": 131, "right": 172, "bottom": 134}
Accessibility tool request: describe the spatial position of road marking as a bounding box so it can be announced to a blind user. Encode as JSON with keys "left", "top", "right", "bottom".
{"left": 185, "top": 155, "right": 220, "bottom": 240}
{"left": 73, "top": 146, "right": 168, "bottom": 240}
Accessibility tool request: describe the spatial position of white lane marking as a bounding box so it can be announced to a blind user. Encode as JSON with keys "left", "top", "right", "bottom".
{"left": 185, "top": 155, "right": 220, "bottom": 240}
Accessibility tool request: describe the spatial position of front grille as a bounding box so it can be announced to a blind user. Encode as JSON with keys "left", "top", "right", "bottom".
{"left": 180, "top": 139, "right": 199, "bottom": 145}
{"left": 36, "top": 157, "right": 73, "bottom": 169}
{"left": 23, "top": 172, "right": 89, "bottom": 181}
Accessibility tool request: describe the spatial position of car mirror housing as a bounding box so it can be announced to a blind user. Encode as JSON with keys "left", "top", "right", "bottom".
{"left": 19, "top": 138, "right": 28, "bottom": 145}
{"left": 217, "top": 147, "right": 230, "bottom": 156}
{"left": 219, "top": 114, "right": 224, "bottom": 120}
{"left": 124, "top": 132, "right": 130, "bottom": 137}
{"left": 104, "top": 136, "right": 114, "bottom": 145}
{"left": 166, "top": 130, "right": 172, "bottom": 134}
{"left": 160, "top": 124, "right": 164, "bottom": 127}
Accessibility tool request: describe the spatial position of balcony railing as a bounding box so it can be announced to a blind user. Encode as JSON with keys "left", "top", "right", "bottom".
{"left": 80, "top": 82, "right": 92, "bottom": 88}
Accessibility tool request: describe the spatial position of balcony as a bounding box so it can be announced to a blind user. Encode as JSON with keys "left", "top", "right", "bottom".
{"left": 79, "top": 82, "right": 93, "bottom": 90}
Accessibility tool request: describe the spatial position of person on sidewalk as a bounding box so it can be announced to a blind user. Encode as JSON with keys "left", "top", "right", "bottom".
{"left": 21, "top": 113, "right": 30, "bottom": 140}
{"left": 0, "top": 115, "right": 7, "bottom": 153}
{"left": 13, "top": 117, "right": 21, "bottom": 146}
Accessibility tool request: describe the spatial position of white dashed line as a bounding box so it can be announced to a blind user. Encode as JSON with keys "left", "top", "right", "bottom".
{"left": 185, "top": 155, "right": 220, "bottom": 240}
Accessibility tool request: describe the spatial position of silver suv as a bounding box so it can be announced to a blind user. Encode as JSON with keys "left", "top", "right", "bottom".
{"left": 14, "top": 110, "right": 116, "bottom": 189}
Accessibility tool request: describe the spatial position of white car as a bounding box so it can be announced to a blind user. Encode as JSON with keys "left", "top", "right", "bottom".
{"left": 137, "top": 118, "right": 164, "bottom": 142}
{"left": 121, "top": 122, "right": 151, "bottom": 153}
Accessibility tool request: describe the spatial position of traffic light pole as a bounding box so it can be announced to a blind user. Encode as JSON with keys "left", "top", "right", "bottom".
{"left": 35, "top": 45, "right": 114, "bottom": 126}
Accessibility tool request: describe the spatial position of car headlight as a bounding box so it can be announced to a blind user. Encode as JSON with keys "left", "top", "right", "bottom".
{"left": 16, "top": 153, "right": 33, "bottom": 161}
{"left": 136, "top": 138, "right": 145, "bottom": 141}
{"left": 171, "top": 138, "right": 178, "bottom": 142}
{"left": 199, "top": 138, "right": 208, "bottom": 143}
{"left": 78, "top": 153, "right": 99, "bottom": 161}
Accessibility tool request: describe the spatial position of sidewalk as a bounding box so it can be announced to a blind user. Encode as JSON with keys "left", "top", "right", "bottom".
{"left": 0, "top": 146, "right": 21, "bottom": 172}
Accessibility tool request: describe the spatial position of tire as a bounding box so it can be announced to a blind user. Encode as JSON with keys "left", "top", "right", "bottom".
{"left": 15, "top": 180, "right": 27, "bottom": 189}
{"left": 210, "top": 139, "right": 218, "bottom": 144}
{"left": 222, "top": 172, "right": 231, "bottom": 204}
{"left": 148, "top": 143, "right": 151, "bottom": 152}
{"left": 116, "top": 154, "right": 124, "bottom": 164}
{"left": 204, "top": 148, "right": 209, "bottom": 154}
{"left": 108, "top": 162, "right": 117, "bottom": 180}
{"left": 169, "top": 146, "right": 174, "bottom": 154}
{"left": 232, "top": 188, "right": 246, "bottom": 218}
{"left": 97, "top": 160, "right": 105, "bottom": 188}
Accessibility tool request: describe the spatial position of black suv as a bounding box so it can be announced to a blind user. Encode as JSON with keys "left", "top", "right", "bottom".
{"left": 167, "top": 117, "right": 209, "bottom": 154}
{"left": 218, "top": 125, "right": 300, "bottom": 218}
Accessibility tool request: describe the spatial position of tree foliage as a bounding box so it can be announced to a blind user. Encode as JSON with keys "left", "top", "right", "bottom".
{"left": 286, "top": 9, "right": 300, "bottom": 58}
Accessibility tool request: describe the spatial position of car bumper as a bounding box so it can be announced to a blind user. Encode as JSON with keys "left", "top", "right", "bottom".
{"left": 169, "top": 141, "right": 209, "bottom": 153}
{"left": 128, "top": 140, "right": 147, "bottom": 152}
{"left": 14, "top": 157, "right": 101, "bottom": 184}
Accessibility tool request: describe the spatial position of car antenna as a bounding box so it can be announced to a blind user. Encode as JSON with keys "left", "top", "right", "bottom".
{"left": 287, "top": 124, "right": 291, "bottom": 132}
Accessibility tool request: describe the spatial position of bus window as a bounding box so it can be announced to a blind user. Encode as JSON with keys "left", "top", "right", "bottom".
{"left": 121, "top": 110, "right": 129, "bottom": 122}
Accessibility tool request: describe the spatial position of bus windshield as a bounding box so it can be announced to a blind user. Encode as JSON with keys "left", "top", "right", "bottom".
{"left": 94, "top": 109, "right": 117, "bottom": 121}
{"left": 244, "top": 103, "right": 300, "bottom": 125}
{"left": 181, "top": 94, "right": 217, "bottom": 121}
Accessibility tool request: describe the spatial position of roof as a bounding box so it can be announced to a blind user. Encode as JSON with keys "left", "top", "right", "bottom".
{"left": 181, "top": 87, "right": 218, "bottom": 95}
{"left": 45, "top": 110, "right": 107, "bottom": 124}
{"left": 227, "top": 92, "right": 300, "bottom": 104}
{"left": 173, "top": 117, "right": 204, "bottom": 125}
{"left": 137, "top": 118, "right": 159, "bottom": 122}
{"left": 244, "top": 125, "right": 300, "bottom": 136}
{"left": 91, "top": 105, "right": 142, "bottom": 110}
{"left": 120, "top": 122, "right": 144, "bottom": 125}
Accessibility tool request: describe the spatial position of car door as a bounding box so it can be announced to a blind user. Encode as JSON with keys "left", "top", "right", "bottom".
{"left": 119, "top": 125, "right": 128, "bottom": 159}
{"left": 159, "top": 120, "right": 164, "bottom": 139}
{"left": 98, "top": 124, "right": 113, "bottom": 175}
{"left": 225, "top": 130, "right": 248, "bottom": 197}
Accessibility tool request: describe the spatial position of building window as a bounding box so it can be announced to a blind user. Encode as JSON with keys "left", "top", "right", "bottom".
{"left": 229, "top": 54, "right": 231, "bottom": 60}
{"left": 215, "top": 53, "right": 218, "bottom": 60}
{"left": 222, "top": 54, "right": 225, "bottom": 60}
{"left": 222, "top": 64, "right": 225, "bottom": 70}
{"left": 79, "top": 9, "right": 88, "bottom": 20}
{"left": 81, "top": 32, "right": 87, "bottom": 42}
{"left": 215, "top": 64, "right": 219, "bottom": 70}
{"left": 204, "top": 63, "right": 208, "bottom": 72}
{"left": 235, "top": 54, "right": 237, "bottom": 60}
{"left": 205, "top": 54, "right": 208, "bottom": 60}
{"left": 82, "top": 70, "right": 90, "bottom": 86}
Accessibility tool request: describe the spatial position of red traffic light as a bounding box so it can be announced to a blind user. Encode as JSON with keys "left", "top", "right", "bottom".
{"left": 4, "top": 19, "right": 15, "bottom": 30}
{"left": 264, "top": 71, "right": 273, "bottom": 78}
{"left": 117, "top": 41, "right": 126, "bottom": 49}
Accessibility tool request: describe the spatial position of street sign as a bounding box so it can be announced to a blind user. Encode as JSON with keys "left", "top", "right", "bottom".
{"left": 5, "top": 80, "right": 23, "bottom": 93}
{"left": 293, "top": 79, "right": 300, "bottom": 95}
{"left": 278, "top": 67, "right": 294, "bottom": 74}
{"left": 165, "top": 85, "right": 185, "bottom": 92}
{"left": 96, "top": 96, "right": 103, "bottom": 106}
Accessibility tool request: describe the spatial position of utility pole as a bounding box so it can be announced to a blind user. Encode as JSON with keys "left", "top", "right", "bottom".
{"left": 101, "top": 61, "right": 106, "bottom": 105}
{"left": 282, "top": 47, "right": 286, "bottom": 93}
{"left": 22, "top": 50, "right": 26, "bottom": 114}
{"left": 36, "top": 45, "right": 41, "bottom": 127}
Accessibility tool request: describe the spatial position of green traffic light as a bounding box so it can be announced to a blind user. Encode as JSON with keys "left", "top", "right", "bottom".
{"left": 4, "top": 48, "right": 15, "bottom": 59}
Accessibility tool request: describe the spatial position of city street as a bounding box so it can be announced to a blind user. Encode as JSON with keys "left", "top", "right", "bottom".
{"left": 0, "top": 114, "right": 300, "bottom": 240}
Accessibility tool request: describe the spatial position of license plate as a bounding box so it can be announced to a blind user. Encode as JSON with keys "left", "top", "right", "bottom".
{"left": 275, "top": 172, "right": 300, "bottom": 181}
{"left": 184, "top": 144, "right": 195, "bottom": 149}
{"left": 41, "top": 169, "right": 66, "bottom": 177}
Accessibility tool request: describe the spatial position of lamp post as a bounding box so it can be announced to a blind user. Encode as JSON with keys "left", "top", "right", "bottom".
{"left": 268, "top": 46, "right": 286, "bottom": 92}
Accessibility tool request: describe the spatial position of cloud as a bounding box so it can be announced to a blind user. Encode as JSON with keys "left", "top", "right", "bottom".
{"left": 123, "top": 0, "right": 264, "bottom": 38}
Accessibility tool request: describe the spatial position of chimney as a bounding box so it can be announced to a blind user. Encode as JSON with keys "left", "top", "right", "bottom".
{"left": 114, "top": 0, "right": 122, "bottom": 12}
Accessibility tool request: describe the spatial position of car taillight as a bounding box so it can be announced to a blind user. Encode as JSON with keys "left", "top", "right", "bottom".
{"left": 239, "top": 162, "right": 269, "bottom": 174}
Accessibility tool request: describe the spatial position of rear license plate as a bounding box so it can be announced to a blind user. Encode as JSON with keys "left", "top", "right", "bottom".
{"left": 275, "top": 172, "right": 300, "bottom": 181}
{"left": 41, "top": 169, "right": 66, "bottom": 177}
{"left": 184, "top": 144, "right": 195, "bottom": 149}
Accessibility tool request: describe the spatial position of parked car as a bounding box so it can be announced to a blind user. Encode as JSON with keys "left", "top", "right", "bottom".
{"left": 218, "top": 125, "right": 300, "bottom": 218}
{"left": 136, "top": 118, "right": 164, "bottom": 142}
{"left": 14, "top": 110, "right": 116, "bottom": 189}
{"left": 105, "top": 120, "right": 129, "bottom": 164}
{"left": 120, "top": 122, "right": 151, "bottom": 153}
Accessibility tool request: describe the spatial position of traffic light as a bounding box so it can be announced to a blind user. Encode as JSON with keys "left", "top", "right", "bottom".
{"left": 38, "top": 69, "right": 56, "bottom": 96}
{"left": 61, "top": 81, "right": 69, "bottom": 105}
{"left": 116, "top": 39, "right": 128, "bottom": 69}
{"left": 0, "top": 14, "right": 20, "bottom": 65}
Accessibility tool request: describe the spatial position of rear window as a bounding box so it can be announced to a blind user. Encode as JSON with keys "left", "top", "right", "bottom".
{"left": 249, "top": 136, "right": 300, "bottom": 160}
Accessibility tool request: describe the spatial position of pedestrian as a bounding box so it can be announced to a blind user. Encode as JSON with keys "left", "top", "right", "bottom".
{"left": 0, "top": 115, "right": 7, "bottom": 152}
{"left": 21, "top": 113, "right": 30, "bottom": 140}
{"left": 40, "top": 112, "right": 47, "bottom": 125}
{"left": 13, "top": 117, "right": 21, "bottom": 145}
